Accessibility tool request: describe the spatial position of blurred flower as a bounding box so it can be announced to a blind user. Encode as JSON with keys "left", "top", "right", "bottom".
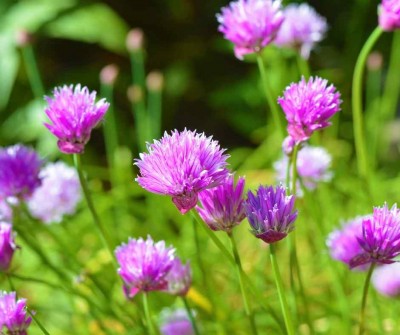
{"left": 274, "top": 145, "right": 333, "bottom": 195}
{"left": 115, "top": 236, "right": 176, "bottom": 298}
{"left": 217, "top": 0, "right": 284, "bottom": 59}
{"left": 372, "top": 263, "right": 400, "bottom": 297}
{"left": 0, "top": 145, "right": 42, "bottom": 200}
{"left": 245, "top": 185, "right": 297, "bottom": 244}
{"left": 135, "top": 129, "right": 230, "bottom": 214}
{"left": 274, "top": 3, "right": 328, "bottom": 59}
{"left": 160, "top": 308, "right": 194, "bottom": 335}
{"left": 0, "top": 222, "right": 16, "bottom": 271}
{"left": 126, "top": 28, "right": 144, "bottom": 51}
{"left": 100, "top": 64, "right": 119, "bottom": 86}
{"left": 379, "top": 0, "right": 400, "bottom": 31}
{"left": 278, "top": 76, "right": 342, "bottom": 143}
{"left": 0, "top": 200, "right": 12, "bottom": 222}
{"left": 27, "top": 162, "right": 81, "bottom": 224}
{"left": 44, "top": 84, "right": 109, "bottom": 154}
{"left": 0, "top": 291, "right": 31, "bottom": 335}
{"left": 350, "top": 203, "right": 400, "bottom": 269}
{"left": 196, "top": 175, "right": 246, "bottom": 232}
{"left": 165, "top": 258, "right": 192, "bottom": 296}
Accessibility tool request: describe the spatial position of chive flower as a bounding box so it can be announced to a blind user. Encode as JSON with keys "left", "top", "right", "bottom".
{"left": 0, "top": 222, "right": 16, "bottom": 272}
{"left": 372, "top": 263, "right": 400, "bottom": 297}
{"left": 44, "top": 84, "right": 109, "bottom": 154}
{"left": 135, "top": 129, "right": 230, "bottom": 214}
{"left": 165, "top": 258, "right": 192, "bottom": 297}
{"left": 245, "top": 185, "right": 297, "bottom": 244}
{"left": 160, "top": 308, "right": 194, "bottom": 335}
{"left": 217, "top": 0, "right": 284, "bottom": 59}
{"left": 0, "top": 291, "right": 31, "bottom": 335}
{"left": 379, "top": 0, "right": 400, "bottom": 31}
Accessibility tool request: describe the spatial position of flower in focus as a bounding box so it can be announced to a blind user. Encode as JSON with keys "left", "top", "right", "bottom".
{"left": 135, "top": 129, "right": 230, "bottom": 214}
{"left": 349, "top": 204, "right": 400, "bottom": 269}
{"left": 217, "top": 0, "right": 284, "bottom": 59}
{"left": 196, "top": 175, "right": 246, "bottom": 232}
{"left": 372, "top": 263, "right": 400, "bottom": 297}
{"left": 245, "top": 185, "right": 297, "bottom": 244}
{"left": 27, "top": 162, "right": 81, "bottom": 224}
{"left": 160, "top": 308, "right": 194, "bottom": 335}
{"left": 115, "top": 236, "right": 176, "bottom": 298}
{"left": 379, "top": 0, "right": 400, "bottom": 31}
{"left": 274, "top": 3, "right": 328, "bottom": 59}
{"left": 44, "top": 84, "right": 109, "bottom": 154}
{"left": 0, "top": 291, "right": 31, "bottom": 335}
{"left": 278, "top": 76, "right": 342, "bottom": 143}
{"left": 274, "top": 145, "right": 333, "bottom": 195}
{"left": 0, "top": 222, "right": 16, "bottom": 271}
{"left": 165, "top": 258, "right": 192, "bottom": 296}
{"left": 0, "top": 145, "right": 42, "bottom": 200}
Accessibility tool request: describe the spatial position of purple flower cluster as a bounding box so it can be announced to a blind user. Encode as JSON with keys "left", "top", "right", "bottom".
{"left": 44, "top": 84, "right": 109, "bottom": 154}
{"left": 0, "top": 291, "right": 31, "bottom": 335}
{"left": 217, "top": 0, "right": 284, "bottom": 59}
{"left": 0, "top": 222, "right": 16, "bottom": 271}
{"left": 372, "top": 263, "right": 400, "bottom": 297}
{"left": 160, "top": 308, "right": 194, "bottom": 335}
{"left": 379, "top": 0, "right": 400, "bottom": 31}
{"left": 165, "top": 258, "right": 192, "bottom": 297}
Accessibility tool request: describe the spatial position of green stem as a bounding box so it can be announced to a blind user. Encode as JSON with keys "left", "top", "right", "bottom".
{"left": 142, "top": 293, "right": 156, "bottom": 335}
{"left": 228, "top": 233, "right": 258, "bottom": 335}
{"left": 182, "top": 297, "right": 201, "bottom": 335}
{"left": 28, "top": 309, "right": 50, "bottom": 335}
{"left": 256, "top": 54, "right": 285, "bottom": 139}
{"left": 21, "top": 45, "right": 45, "bottom": 99}
{"left": 270, "top": 244, "right": 295, "bottom": 335}
{"left": 296, "top": 54, "right": 311, "bottom": 79}
{"left": 352, "top": 26, "right": 383, "bottom": 180}
{"left": 291, "top": 144, "right": 299, "bottom": 195}
{"left": 359, "top": 262, "right": 376, "bottom": 335}
{"left": 147, "top": 86, "right": 162, "bottom": 139}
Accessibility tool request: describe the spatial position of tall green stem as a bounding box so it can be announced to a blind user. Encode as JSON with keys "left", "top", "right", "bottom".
{"left": 359, "top": 262, "right": 376, "bottom": 335}
{"left": 21, "top": 45, "right": 45, "bottom": 99}
{"left": 291, "top": 144, "right": 299, "bottom": 195}
{"left": 182, "top": 297, "right": 201, "bottom": 335}
{"left": 28, "top": 309, "right": 51, "bottom": 335}
{"left": 296, "top": 54, "right": 310, "bottom": 79}
{"left": 142, "top": 293, "right": 156, "bottom": 335}
{"left": 270, "top": 244, "right": 295, "bottom": 335}
{"left": 228, "top": 233, "right": 258, "bottom": 335}
{"left": 352, "top": 26, "right": 383, "bottom": 180}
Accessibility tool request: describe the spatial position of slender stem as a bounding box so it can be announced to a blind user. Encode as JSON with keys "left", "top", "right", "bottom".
{"left": 256, "top": 54, "right": 285, "bottom": 139}
{"left": 296, "top": 54, "right": 310, "bottom": 79}
{"left": 359, "top": 262, "right": 376, "bottom": 335}
{"left": 21, "top": 45, "right": 45, "bottom": 99}
{"left": 352, "top": 26, "right": 383, "bottom": 180}
{"left": 291, "top": 144, "right": 299, "bottom": 195}
{"left": 182, "top": 296, "right": 201, "bottom": 335}
{"left": 28, "top": 309, "right": 51, "bottom": 335}
{"left": 142, "top": 293, "right": 156, "bottom": 335}
{"left": 147, "top": 87, "right": 162, "bottom": 139}
{"left": 73, "top": 154, "right": 117, "bottom": 270}
{"left": 269, "top": 244, "right": 295, "bottom": 335}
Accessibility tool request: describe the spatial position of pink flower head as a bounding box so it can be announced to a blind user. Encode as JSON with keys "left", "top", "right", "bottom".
{"left": 0, "top": 291, "right": 31, "bottom": 335}
{"left": 196, "top": 175, "right": 246, "bottom": 232}
{"left": 165, "top": 258, "right": 192, "bottom": 296}
{"left": 44, "top": 84, "right": 109, "bottom": 154}
{"left": 217, "top": 0, "right": 284, "bottom": 59}
{"left": 160, "top": 308, "right": 194, "bottom": 335}
{"left": 274, "top": 3, "right": 328, "bottom": 59}
{"left": 115, "top": 236, "right": 176, "bottom": 298}
{"left": 379, "top": 0, "right": 400, "bottom": 31}
{"left": 372, "top": 263, "right": 400, "bottom": 297}
{"left": 278, "top": 76, "right": 342, "bottom": 143}
{"left": 135, "top": 129, "right": 230, "bottom": 214}
{"left": 0, "top": 222, "right": 16, "bottom": 271}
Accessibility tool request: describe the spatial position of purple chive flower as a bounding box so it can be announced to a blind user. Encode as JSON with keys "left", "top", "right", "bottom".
{"left": 278, "top": 76, "right": 342, "bottom": 144}
{"left": 0, "top": 291, "right": 32, "bottom": 335}
{"left": 160, "top": 308, "right": 194, "bottom": 335}
{"left": 165, "top": 258, "right": 192, "bottom": 296}
{"left": 115, "top": 236, "right": 176, "bottom": 298}
{"left": 245, "top": 185, "right": 297, "bottom": 244}
{"left": 0, "top": 222, "right": 16, "bottom": 271}
{"left": 217, "top": 0, "right": 284, "bottom": 60}
{"left": 372, "top": 263, "right": 400, "bottom": 297}
{"left": 196, "top": 175, "right": 246, "bottom": 232}
{"left": 135, "top": 129, "right": 230, "bottom": 214}
{"left": 274, "top": 3, "right": 328, "bottom": 59}
{"left": 379, "top": 0, "right": 400, "bottom": 31}
{"left": 27, "top": 162, "right": 81, "bottom": 224}
{"left": 349, "top": 204, "right": 400, "bottom": 269}
{"left": 0, "top": 145, "right": 42, "bottom": 200}
{"left": 44, "top": 84, "right": 109, "bottom": 154}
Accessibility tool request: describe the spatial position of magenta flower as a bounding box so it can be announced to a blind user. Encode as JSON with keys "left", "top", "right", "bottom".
{"left": 0, "top": 222, "right": 16, "bottom": 271}
{"left": 28, "top": 162, "right": 81, "bottom": 224}
{"left": 135, "top": 129, "right": 230, "bottom": 214}
{"left": 115, "top": 236, "right": 176, "bottom": 298}
{"left": 379, "top": 0, "right": 400, "bottom": 31}
{"left": 278, "top": 76, "right": 342, "bottom": 143}
{"left": 349, "top": 204, "right": 400, "bottom": 269}
{"left": 245, "top": 185, "right": 297, "bottom": 244}
{"left": 217, "top": 0, "right": 284, "bottom": 59}
{"left": 274, "top": 3, "right": 328, "bottom": 59}
{"left": 0, "top": 291, "right": 31, "bottom": 335}
{"left": 160, "top": 308, "right": 194, "bottom": 335}
{"left": 165, "top": 258, "right": 192, "bottom": 296}
{"left": 196, "top": 175, "right": 246, "bottom": 232}
{"left": 44, "top": 84, "right": 109, "bottom": 154}
{"left": 0, "top": 145, "right": 42, "bottom": 200}
{"left": 372, "top": 263, "right": 400, "bottom": 297}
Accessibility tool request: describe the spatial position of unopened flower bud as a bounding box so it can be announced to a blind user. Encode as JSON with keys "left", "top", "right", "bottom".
{"left": 100, "top": 64, "right": 119, "bottom": 85}
{"left": 146, "top": 71, "right": 164, "bottom": 91}
{"left": 126, "top": 28, "right": 144, "bottom": 52}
